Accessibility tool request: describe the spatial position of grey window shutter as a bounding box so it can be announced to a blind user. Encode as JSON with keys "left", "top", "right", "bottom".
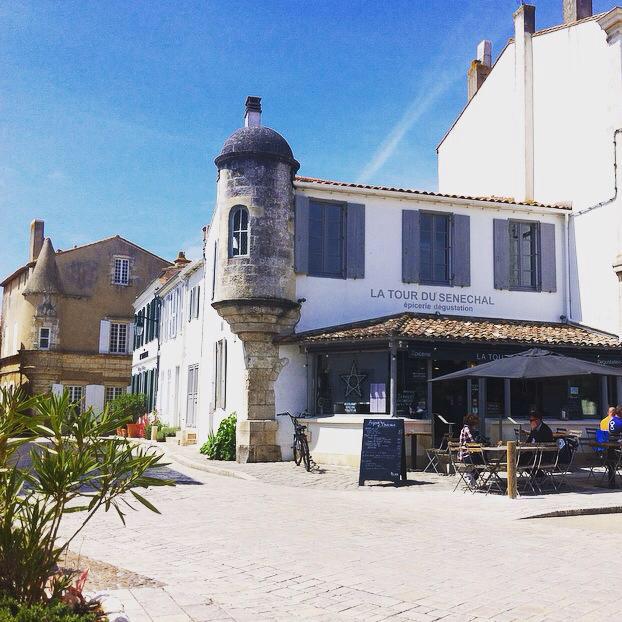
{"left": 493, "top": 219, "right": 510, "bottom": 290}
{"left": 539, "top": 222, "right": 557, "bottom": 292}
{"left": 346, "top": 203, "right": 365, "bottom": 279}
{"left": 294, "top": 194, "right": 309, "bottom": 273}
{"left": 402, "top": 210, "right": 420, "bottom": 283}
{"left": 451, "top": 214, "right": 470, "bottom": 287}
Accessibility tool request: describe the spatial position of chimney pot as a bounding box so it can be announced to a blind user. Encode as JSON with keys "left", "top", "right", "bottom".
{"left": 514, "top": 4, "right": 536, "bottom": 35}
{"left": 563, "top": 0, "right": 592, "bottom": 24}
{"left": 29, "top": 219, "right": 45, "bottom": 262}
{"left": 244, "top": 96, "right": 262, "bottom": 128}
{"left": 477, "top": 40, "right": 492, "bottom": 67}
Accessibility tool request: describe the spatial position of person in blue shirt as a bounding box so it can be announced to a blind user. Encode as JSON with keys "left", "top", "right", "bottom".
{"left": 608, "top": 407, "right": 622, "bottom": 435}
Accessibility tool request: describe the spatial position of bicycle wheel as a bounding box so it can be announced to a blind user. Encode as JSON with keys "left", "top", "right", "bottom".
{"left": 300, "top": 436, "right": 311, "bottom": 472}
{"left": 293, "top": 437, "right": 303, "bottom": 466}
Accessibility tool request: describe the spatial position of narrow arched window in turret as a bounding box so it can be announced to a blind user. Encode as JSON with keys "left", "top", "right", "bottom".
{"left": 229, "top": 205, "right": 249, "bottom": 257}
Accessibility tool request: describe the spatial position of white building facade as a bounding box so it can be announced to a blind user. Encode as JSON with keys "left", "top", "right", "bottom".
{"left": 145, "top": 3, "right": 622, "bottom": 464}
{"left": 438, "top": 2, "right": 622, "bottom": 338}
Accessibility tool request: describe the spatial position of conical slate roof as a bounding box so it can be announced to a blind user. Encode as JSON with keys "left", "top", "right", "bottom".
{"left": 23, "top": 238, "right": 64, "bottom": 295}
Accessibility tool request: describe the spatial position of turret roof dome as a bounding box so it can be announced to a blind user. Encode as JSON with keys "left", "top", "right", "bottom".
{"left": 215, "top": 126, "right": 299, "bottom": 172}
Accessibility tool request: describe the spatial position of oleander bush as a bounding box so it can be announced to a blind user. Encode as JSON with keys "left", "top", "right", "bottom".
{"left": 199, "top": 413, "right": 237, "bottom": 461}
{"left": 0, "top": 594, "right": 97, "bottom": 622}
{"left": 0, "top": 386, "right": 174, "bottom": 609}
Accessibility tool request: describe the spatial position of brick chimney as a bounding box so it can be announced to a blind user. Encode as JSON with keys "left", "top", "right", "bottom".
{"left": 467, "top": 40, "right": 492, "bottom": 101}
{"left": 563, "top": 0, "right": 592, "bottom": 24}
{"left": 244, "top": 96, "right": 262, "bottom": 128}
{"left": 29, "top": 219, "right": 45, "bottom": 262}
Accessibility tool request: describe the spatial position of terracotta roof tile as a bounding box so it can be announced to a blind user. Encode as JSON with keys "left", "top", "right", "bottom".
{"left": 295, "top": 176, "right": 569, "bottom": 210}
{"left": 279, "top": 312, "right": 621, "bottom": 350}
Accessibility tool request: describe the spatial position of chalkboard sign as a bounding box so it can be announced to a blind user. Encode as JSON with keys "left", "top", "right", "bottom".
{"left": 358, "top": 418, "right": 407, "bottom": 486}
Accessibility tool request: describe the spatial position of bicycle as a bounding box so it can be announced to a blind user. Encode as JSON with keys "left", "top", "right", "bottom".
{"left": 277, "top": 412, "right": 313, "bottom": 472}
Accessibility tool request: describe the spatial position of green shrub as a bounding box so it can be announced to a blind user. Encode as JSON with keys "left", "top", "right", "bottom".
{"left": 155, "top": 426, "right": 178, "bottom": 442}
{"left": 0, "top": 387, "right": 173, "bottom": 605}
{"left": 106, "top": 393, "right": 146, "bottom": 423}
{"left": 0, "top": 594, "right": 97, "bottom": 621}
{"left": 200, "top": 413, "right": 236, "bottom": 460}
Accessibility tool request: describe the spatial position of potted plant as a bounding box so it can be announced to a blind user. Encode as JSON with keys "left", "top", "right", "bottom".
{"left": 107, "top": 393, "right": 147, "bottom": 437}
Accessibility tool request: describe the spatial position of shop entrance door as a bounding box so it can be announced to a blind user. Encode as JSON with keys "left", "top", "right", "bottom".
{"left": 432, "top": 359, "right": 468, "bottom": 445}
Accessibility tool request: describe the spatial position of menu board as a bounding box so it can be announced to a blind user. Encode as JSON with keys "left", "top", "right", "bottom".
{"left": 358, "top": 418, "right": 406, "bottom": 486}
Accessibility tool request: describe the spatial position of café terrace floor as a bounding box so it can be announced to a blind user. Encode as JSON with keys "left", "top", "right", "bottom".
{"left": 157, "top": 441, "right": 622, "bottom": 520}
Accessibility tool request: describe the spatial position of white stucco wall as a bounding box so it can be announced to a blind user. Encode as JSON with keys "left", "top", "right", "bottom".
{"left": 438, "top": 14, "right": 622, "bottom": 335}
{"left": 293, "top": 186, "right": 566, "bottom": 333}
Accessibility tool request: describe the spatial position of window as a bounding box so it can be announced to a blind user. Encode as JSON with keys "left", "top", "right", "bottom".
{"left": 229, "top": 206, "right": 249, "bottom": 257}
{"left": 420, "top": 213, "right": 451, "bottom": 284}
{"left": 38, "top": 327, "right": 50, "bottom": 350}
{"left": 109, "top": 322, "right": 128, "bottom": 353}
{"left": 188, "top": 286, "right": 201, "bottom": 321}
{"left": 308, "top": 201, "right": 345, "bottom": 278}
{"left": 214, "top": 340, "right": 227, "bottom": 410}
{"left": 186, "top": 365, "right": 199, "bottom": 426}
{"left": 105, "top": 386, "right": 125, "bottom": 404}
{"left": 67, "top": 386, "right": 84, "bottom": 412}
{"left": 509, "top": 221, "right": 539, "bottom": 290}
{"left": 113, "top": 257, "right": 130, "bottom": 285}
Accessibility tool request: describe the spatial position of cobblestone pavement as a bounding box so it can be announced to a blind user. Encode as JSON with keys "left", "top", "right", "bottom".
{"left": 58, "top": 455, "right": 622, "bottom": 622}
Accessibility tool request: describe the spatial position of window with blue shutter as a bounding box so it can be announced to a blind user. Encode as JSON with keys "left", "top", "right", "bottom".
{"left": 402, "top": 210, "right": 470, "bottom": 287}
{"left": 296, "top": 196, "right": 365, "bottom": 280}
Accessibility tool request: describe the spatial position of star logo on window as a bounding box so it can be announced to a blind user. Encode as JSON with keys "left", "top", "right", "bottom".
{"left": 339, "top": 361, "right": 368, "bottom": 398}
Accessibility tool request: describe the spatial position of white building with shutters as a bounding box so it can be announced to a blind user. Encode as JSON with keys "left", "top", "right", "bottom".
{"left": 137, "top": 95, "right": 622, "bottom": 469}
{"left": 149, "top": 257, "right": 205, "bottom": 431}
{"left": 145, "top": 3, "right": 622, "bottom": 464}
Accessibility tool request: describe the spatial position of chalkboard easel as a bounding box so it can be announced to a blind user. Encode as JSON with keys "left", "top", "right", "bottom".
{"left": 358, "top": 418, "right": 407, "bottom": 486}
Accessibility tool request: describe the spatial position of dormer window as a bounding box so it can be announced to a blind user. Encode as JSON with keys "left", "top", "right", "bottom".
{"left": 229, "top": 206, "right": 249, "bottom": 257}
{"left": 113, "top": 257, "right": 130, "bottom": 285}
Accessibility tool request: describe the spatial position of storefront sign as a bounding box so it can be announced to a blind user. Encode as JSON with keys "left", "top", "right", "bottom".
{"left": 370, "top": 288, "right": 495, "bottom": 314}
{"left": 358, "top": 418, "right": 407, "bottom": 486}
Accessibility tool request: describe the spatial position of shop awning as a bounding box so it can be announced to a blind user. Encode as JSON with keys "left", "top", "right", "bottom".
{"left": 278, "top": 312, "right": 622, "bottom": 351}
{"left": 430, "top": 348, "right": 622, "bottom": 381}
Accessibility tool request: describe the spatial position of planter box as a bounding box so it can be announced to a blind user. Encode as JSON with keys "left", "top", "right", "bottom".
{"left": 126, "top": 423, "right": 143, "bottom": 438}
{"left": 166, "top": 436, "right": 179, "bottom": 445}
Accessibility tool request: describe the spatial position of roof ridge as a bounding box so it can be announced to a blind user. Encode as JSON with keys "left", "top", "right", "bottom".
{"left": 294, "top": 176, "right": 568, "bottom": 210}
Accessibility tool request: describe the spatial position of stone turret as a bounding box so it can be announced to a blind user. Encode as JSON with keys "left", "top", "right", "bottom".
{"left": 212, "top": 97, "right": 300, "bottom": 463}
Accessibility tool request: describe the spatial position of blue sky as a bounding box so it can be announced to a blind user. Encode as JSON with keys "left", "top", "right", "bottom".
{"left": 0, "top": 0, "right": 613, "bottom": 277}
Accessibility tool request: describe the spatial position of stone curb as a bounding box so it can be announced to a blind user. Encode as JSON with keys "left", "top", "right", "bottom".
{"left": 521, "top": 505, "right": 622, "bottom": 520}
{"left": 127, "top": 437, "right": 258, "bottom": 481}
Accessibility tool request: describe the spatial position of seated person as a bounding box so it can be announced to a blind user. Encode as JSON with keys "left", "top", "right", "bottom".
{"left": 608, "top": 406, "right": 622, "bottom": 436}
{"left": 527, "top": 413, "right": 554, "bottom": 444}
{"left": 601, "top": 406, "right": 616, "bottom": 432}
{"left": 458, "top": 414, "right": 483, "bottom": 483}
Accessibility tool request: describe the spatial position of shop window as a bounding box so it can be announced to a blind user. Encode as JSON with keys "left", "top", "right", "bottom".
{"left": 509, "top": 221, "right": 539, "bottom": 290}
{"left": 315, "top": 351, "right": 388, "bottom": 415}
{"left": 420, "top": 213, "right": 451, "bottom": 285}
{"left": 308, "top": 201, "right": 345, "bottom": 278}
{"left": 229, "top": 206, "right": 249, "bottom": 257}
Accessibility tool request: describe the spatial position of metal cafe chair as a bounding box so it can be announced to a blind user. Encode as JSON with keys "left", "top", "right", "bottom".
{"left": 472, "top": 444, "right": 505, "bottom": 495}
{"left": 516, "top": 444, "right": 540, "bottom": 495}
{"left": 448, "top": 442, "right": 478, "bottom": 493}
{"left": 535, "top": 443, "right": 561, "bottom": 493}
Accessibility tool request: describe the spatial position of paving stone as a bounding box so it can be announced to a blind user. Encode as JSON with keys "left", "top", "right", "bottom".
{"left": 57, "top": 456, "right": 622, "bottom": 622}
